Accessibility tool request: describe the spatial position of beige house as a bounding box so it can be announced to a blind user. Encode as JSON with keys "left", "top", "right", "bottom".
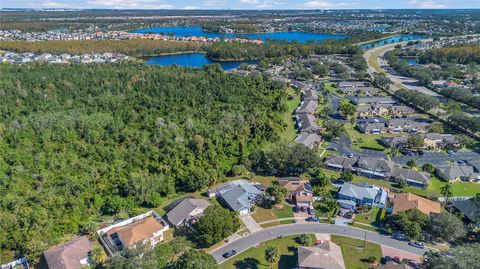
{"left": 298, "top": 241, "right": 346, "bottom": 269}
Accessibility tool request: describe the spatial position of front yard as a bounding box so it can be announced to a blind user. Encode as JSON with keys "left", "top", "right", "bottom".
{"left": 218, "top": 234, "right": 316, "bottom": 269}
{"left": 279, "top": 87, "right": 301, "bottom": 142}
{"left": 331, "top": 235, "right": 383, "bottom": 269}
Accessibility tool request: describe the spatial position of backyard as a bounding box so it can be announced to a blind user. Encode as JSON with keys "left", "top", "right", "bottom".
{"left": 218, "top": 234, "right": 316, "bottom": 269}
{"left": 279, "top": 86, "right": 301, "bottom": 142}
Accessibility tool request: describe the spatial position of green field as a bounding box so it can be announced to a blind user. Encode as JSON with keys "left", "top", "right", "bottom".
{"left": 279, "top": 87, "right": 301, "bottom": 142}
{"left": 331, "top": 235, "right": 383, "bottom": 269}
{"left": 218, "top": 234, "right": 316, "bottom": 269}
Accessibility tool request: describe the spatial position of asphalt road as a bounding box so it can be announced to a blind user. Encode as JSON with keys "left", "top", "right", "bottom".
{"left": 211, "top": 223, "right": 427, "bottom": 264}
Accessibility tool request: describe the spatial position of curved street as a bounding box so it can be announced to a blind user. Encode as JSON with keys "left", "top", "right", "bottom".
{"left": 211, "top": 223, "right": 427, "bottom": 264}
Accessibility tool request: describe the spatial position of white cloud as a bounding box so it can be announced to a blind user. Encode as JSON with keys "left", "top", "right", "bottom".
{"left": 183, "top": 5, "right": 200, "bottom": 9}
{"left": 304, "top": 1, "right": 351, "bottom": 8}
{"left": 86, "top": 0, "right": 174, "bottom": 9}
{"left": 403, "top": 0, "right": 447, "bottom": 8}
{"left": 240, "top": 0, "right": 259, "bottom": 4}
{"left": 41, "top": 1, "right": 78, "bottom": 8}
{"left": 202, "top": 0, "right": 227, "bottom": 6}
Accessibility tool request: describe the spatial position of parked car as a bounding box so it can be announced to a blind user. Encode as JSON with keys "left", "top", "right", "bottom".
{"left": 301, "top": 207, "right": 307, "bottom": 212}
{"left": 223, "top": 250, "right": 237, "bottom": 258}
{"left": 293, "top": 206, "right": 300, "bottom": 213}
{"left": 448, "top": 150, "right": 456, "bottom": 156}
{"left": 326, "top": 146, "right": 338, "bottom": 151}
{"left": 392, "top": 232, "right": 408, "bottom": 241}
{"left": 348, "top": 153, "right": 354, "bottom": 158}
{"left": 408, "top": 242, "right": 425, "bottom": 249}
{"left": 305, "top": 216, "right": 319, "bottom": 222}
{"left": 308, "top": 207, "right": 315, "bottom": 215}
{"left": 382, "top": 256, "right": 393, "bottom": 264}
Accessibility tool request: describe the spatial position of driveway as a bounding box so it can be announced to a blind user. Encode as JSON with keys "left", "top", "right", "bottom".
{"left": 211, "top": 223, "right": 427, "bottom": 263}
{"left": 240, "top": 214, "right": 262, "bottom": 233}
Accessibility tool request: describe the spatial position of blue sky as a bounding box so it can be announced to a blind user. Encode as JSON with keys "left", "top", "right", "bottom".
{"left": 1, "top": 0, "right": 479, "bottom": 10}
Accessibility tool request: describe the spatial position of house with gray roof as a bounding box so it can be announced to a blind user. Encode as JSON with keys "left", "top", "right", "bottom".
{"left": 436, "top": 164, "right": 480, "bottom": 183}
{"left": 216, "top": 179, "right": 262, "bottom": 215}
{"left": 453, "top": 197, "right": 480, "bottom": 224}
{"left": 390, "top": 167, "right": 431, "bottom": 189}
{"left": 337, "top": 183, "right": 388, "bottom": 208}
{"left": 294, "top": 132, "right": 322, "bottom": 149}
{"left": 296, "top": 99, "right": 318, "bottom": 114}
{"left": 350, "top": 96, "right": 396, "bottom": 106}
{"left": 324, "top": 156, "right": 359, "bottom": 171}
{"left": 166, "top": 198, "right": 210, "bottom": 228}
{"left": 356, "top": 157, "right": 396, "bottom": 179}
{"left": 296, "top": 113, "right": 320, "bottom": 133}
{"left": 380, "top": 136, "right": 409, "bottom": 148}
{"left": 358, "top": 122, "right": 387, "bottom": 134}
{"left": 302, "top": 88, "right": 318, "bottom": 101}
{"left": 386, "top": 119, "right": 430, "bottom": 133}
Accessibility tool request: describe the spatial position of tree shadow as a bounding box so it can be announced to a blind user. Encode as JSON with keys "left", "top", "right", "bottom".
{"left": 233, "top": 257, "right": 261, "bottom": 269}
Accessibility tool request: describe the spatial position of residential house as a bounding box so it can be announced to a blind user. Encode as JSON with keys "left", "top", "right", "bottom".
{"left": 423, "top": 133, "right": 458, "bottom": 149}
{"left": 390, "top": 167, "right": 431, "bottom": 189}
{"left": 216, "top": 179, "right": 262, "bottom": 215}
{"left": 97, "top": 211, "right": 169, "bottom": 255}
{"left": 350, "top": 96, "right": 396, "bottom": 106}
{"left": 296, "top": 113, "right": 320, "bottom": 133}
{"left": 324, "top": 155, "right": 359, "bottom": 171}
{"left": 386, "top": 119, "right": 430, "bottom": 134}
{"left": 358, "top": 122, "right": 387, "bottom": 134}
{"left": 297, "top": 241, "right": 346, "bottom": 269}
{"left": 43, "top": 236, "right": 91, "bottom": 269}
{"left": 380, "top": 136, "right": 408, "bottom": 148}
{"left": 436, "top": 164, "right": 480, "bottom": 183}
{"left": 166, "top": 198, "right": 210, "bottom": 228}
{"left": 337, "top": 183, "right": 388, "bottom": 209}
{"left": 279, "top": 177, "right": 314, "bottom": 208}
{"left": 296, "top": 99, "right": 318, "bottom": 114}
{"left": 453, "top": 197, "right": 480, "bottom": 224}
{"left": 302, "top": 88, "right": 318, "bottom": 101}
{"left": 356, "top": 157, "right": 396, "bottom": 180}
{"left": 392, "top": 193, "right": 441, "bottom": 215}
{"left": 294, "top": 132, "right": 322, "bottom": 149}
{"left": 356, "top": 104, "right": 414, "bottom": 118}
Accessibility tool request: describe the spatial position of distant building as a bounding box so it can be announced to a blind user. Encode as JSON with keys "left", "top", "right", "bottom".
{"left": 436, "top": 164, "right": 480, "bottom": 183}
{"left": 97, "top": 211, "right": 169, "bottom": 255}
{"left": 43, "top": 236, "right": 91, "bottom": 269}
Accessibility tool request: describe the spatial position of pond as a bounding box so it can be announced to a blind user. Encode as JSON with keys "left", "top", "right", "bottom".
{"left": 360, "top": 35, "right": 425, "bottom": 49}
{"left": 131, "top": 26, "right": 348, "bottom": 43}
{"left": 145, "top": 53, "right": 259, "bottom": 70}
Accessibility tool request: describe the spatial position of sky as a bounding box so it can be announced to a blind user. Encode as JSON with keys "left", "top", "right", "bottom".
{"left": 1, "top": 0, "right": 479, "bottom": 10}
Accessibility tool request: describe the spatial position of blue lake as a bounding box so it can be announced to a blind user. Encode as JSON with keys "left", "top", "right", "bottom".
{"left": 400, "top": 57, "right": 419, "bottom": 65}
{"left": 131, "top": 26, "right": 348, "bottom": 43}
{"left": 145, "top": 53, "right": 259, "bottom": 70}
{"left": 360, "top": 35, "right": 425, "bottom": 49}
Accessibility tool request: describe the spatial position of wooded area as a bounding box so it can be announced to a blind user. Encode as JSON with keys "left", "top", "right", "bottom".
{"left": 0, "top": 63, "right": 288, "bottom": 260}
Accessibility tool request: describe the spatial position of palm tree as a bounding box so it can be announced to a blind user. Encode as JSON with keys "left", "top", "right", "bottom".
{"left": 440, "top": 184, "right": 453, "bottom": 204}
{"left": 265, "top": 246, "right": 280, "bottom": 269}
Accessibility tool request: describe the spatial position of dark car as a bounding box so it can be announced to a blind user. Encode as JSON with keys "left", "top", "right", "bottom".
{"left": 293, "top": 206, "right": 300, "bottom": 213}
{"left": 308, "top": 207, "right": 315, "bottom": 215}
{"left": 392, "top": 232, "right": 408, "bottom": 241}
{"left": 305, "top": 216, "right": 319, "bottom": 222}
{"left": 223, "top": 250, "right": 237, "bottom": 258}
{"left": 409, "top": 242, "right": 425, "bottom": 249}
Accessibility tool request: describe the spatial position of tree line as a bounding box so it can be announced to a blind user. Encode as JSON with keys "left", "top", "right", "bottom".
{"left": 0, "top": 40, "right": 205, "bottom": 57}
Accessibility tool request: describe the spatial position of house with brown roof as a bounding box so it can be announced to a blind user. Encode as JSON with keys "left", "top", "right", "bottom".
{"left": 279, "top": 177, "right": 314, "bottom": 208}
{"left": 43, "top": 236, "right": 91, "bottom": 269}
{"left": 97, "top": 211, "right": 169, "bottom": 255}
{"left": 392, "top": 193, "right": 441, "bottom": 215}
{"left": 298, "top": 241, "right": 346, "bottom": 269}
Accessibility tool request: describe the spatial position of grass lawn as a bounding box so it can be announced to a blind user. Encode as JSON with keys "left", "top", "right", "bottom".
{"left": 279, "top": 87, "right": 300, "bottom": 142}
{"left": 331, "top": 235, "right": 383, "bottom": 269}
{"left": 252, "top": 207, "right": 280, "bottom": 223}
{"left": 313, "top": 201, "right": 337, "bottom": 218}
{"left": 218, "top": 234, "right": 316, "bottom": 269}
{"left": 354, "top": 207, "right": 386, "bottom": 226}
{"left": 321, "top": 168, "right": 480, "bottom": 198}
{"left": 274, "top": 205, "right": 294, "bottom": 219}
{"left": 344, "top": 123, "right": 396, "bottom": 151}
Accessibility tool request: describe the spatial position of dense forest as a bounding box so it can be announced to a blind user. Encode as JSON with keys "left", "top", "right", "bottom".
{"left": 0, "top": 40, "right": 205, "bottom": 57}
{"left": 420, "top": 44, "right": 480, "bottom": 65}
{"left": 205, "top": 40, "right": 361, "bottom": 60}
{"left": 0, "top": 63, "right": 288, "bottom": 261}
